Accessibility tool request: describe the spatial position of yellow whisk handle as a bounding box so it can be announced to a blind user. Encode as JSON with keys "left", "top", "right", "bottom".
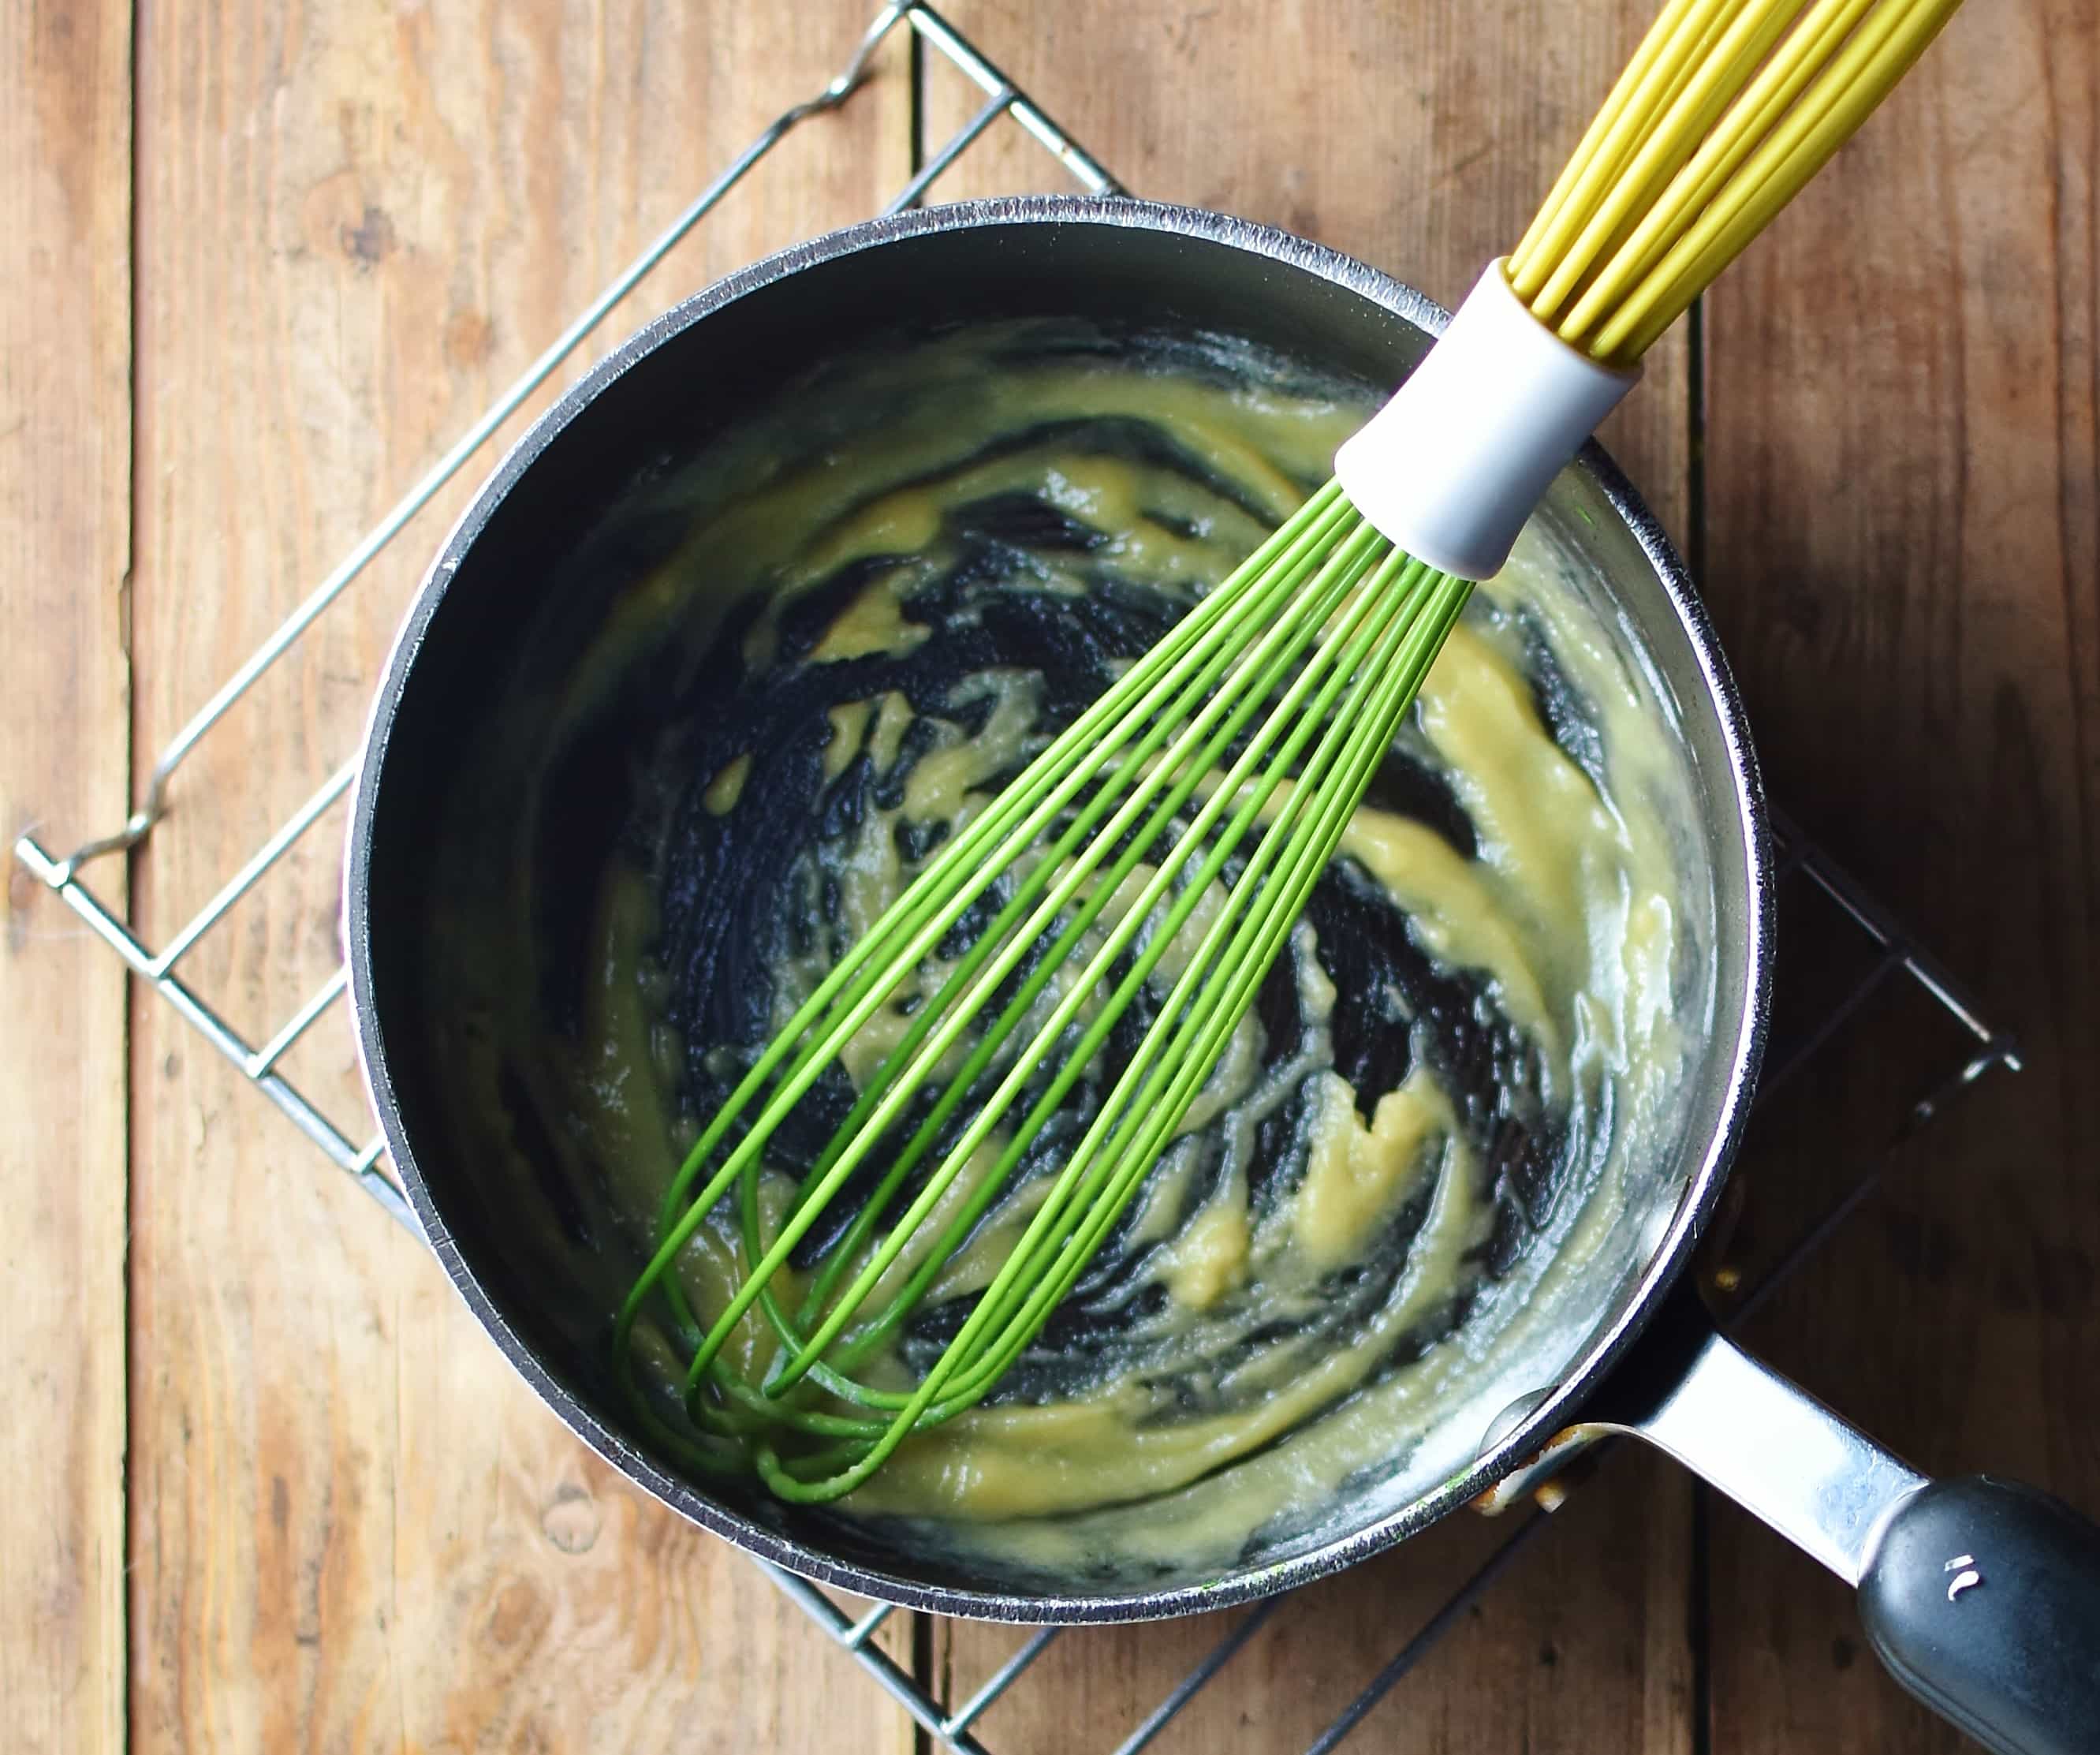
{"left": 1593, "top": 0, "right": 1964, "bottom": 360}
{"left": 1511, "top": 0, "right": 1964, "bottom": 365}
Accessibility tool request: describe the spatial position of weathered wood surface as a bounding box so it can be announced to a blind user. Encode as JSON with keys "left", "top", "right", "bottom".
{"left": 1699, "top": 2, "right": 2100, "bottom": 1750}
{"left": 6, "top": 0, "right": 2094, "bottom": 1749}
{"left": 0, "top": 2, "right": 133, "bottom": 1753}
{"left": 123, "top": 3, "right": 912, "bottom": 1750}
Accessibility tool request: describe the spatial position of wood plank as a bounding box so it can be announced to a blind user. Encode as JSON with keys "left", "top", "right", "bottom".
{"left": 941, "top": 1454, "right": 1695, "bottom": 1755}
{"left": 1701, "top": 1, "right": 2100, "bottom": 1750}
{"left": 125, "top": 3, "right": 916, "bottom": 1749}
{"left": 0, "top": 1, "right": 133, "bottom": 1751}
{"left": 922, "top": 3, "right": 1696, "bottom": 1749}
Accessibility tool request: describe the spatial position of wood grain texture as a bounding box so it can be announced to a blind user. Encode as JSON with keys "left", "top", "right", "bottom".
{"left": 0, "top": 1, "right": 133, "bottom": 1751}
{"left": 940, "top": 1458, "right": 1695, "bottom": 1755}
{"left": 124, "top": 3, "right": 915, "bottom": 1749}
{"left": 1702, "top": 2, "right": 2100, "bottom": 1749}
{"left": 14, "top": 0, "right": 2091, "bottom": 1749}
{"left": 923, "top": 5, "right": 1696, "bottom": 1748}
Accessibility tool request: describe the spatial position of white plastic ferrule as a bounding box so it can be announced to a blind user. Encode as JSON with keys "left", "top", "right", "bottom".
{"left": 1333, "top": 259, "right": 1639, "bottom": 581}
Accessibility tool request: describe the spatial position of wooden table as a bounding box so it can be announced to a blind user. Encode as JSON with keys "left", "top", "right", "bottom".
{"left": 6, "top": 2, "right": 2093, "bottom": 1749}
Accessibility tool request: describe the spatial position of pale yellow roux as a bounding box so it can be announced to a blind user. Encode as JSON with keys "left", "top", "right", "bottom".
{"left": 1159, "top": 1191, "right": 1250, "bottom": 1311}
{"left": 703, "top": 752, "right": 751, "bottom": 815}
{"left": 1292, "top": 1070, "right": 1453, "bottom": 1272}
{"left": 808, "top": 571, "right": 930, "bottom": 663}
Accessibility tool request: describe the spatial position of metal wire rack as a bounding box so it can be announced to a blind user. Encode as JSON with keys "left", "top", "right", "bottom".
{"left": 13, "top": 6, "right": 2020, "bottom": 1750}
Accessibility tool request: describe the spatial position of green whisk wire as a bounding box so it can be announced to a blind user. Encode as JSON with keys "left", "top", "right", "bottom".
{"left": 681, "top": 525, "right": 1389, "bottom": 1407}
{"left": 651, "top": 502, "right": 1368, "bottom": 1383}
{"left": 755, "top": 523, "right": 1404, "bottom": 1400}
{"left": 755, "top": 522, "right": 1395, "bottom": 1391}
{"left": 612, "top": 472, "right": 1476, "bottom": 1499}
{"left": 614, "top": 485, "right": 1350, "bottom": 1342}
{"left": 755, "top": 557, "right": 1468, "bottom": 1501}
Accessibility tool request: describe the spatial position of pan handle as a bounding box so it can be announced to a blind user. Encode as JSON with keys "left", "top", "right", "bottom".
{"left": 1588, "top": 1293, "right": 2100, "bottom": 1755}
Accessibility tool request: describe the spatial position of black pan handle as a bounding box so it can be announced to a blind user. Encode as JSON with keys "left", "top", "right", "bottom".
{"left": 1859, "top": 1474, "right": 2100, "bottom": 1755}
{"left": 1577, "top": 1288, "right": 2100, "bottom": 1755}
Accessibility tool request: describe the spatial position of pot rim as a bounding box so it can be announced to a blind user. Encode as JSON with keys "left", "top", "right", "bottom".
{"left": 345, "top": 192, "right": 1774, "bottom": 1625}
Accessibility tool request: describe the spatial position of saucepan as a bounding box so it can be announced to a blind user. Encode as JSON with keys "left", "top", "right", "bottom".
{"left": 345, "top": 196, "right": 2100, "bottom": 1753}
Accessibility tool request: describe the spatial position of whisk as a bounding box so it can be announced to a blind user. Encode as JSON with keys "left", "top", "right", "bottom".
{"left": 615, "top": 0, "right": 1964, "bottom": 1502}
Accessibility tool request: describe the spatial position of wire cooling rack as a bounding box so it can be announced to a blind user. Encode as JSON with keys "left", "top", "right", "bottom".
{"left": 14, "top": 6, "right": 2022, "bottom": 1750}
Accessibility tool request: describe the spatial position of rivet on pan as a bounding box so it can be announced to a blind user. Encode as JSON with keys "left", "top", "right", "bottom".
{"left": 1476, "top": 1387, "right": 1557, "bottom": 1457}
